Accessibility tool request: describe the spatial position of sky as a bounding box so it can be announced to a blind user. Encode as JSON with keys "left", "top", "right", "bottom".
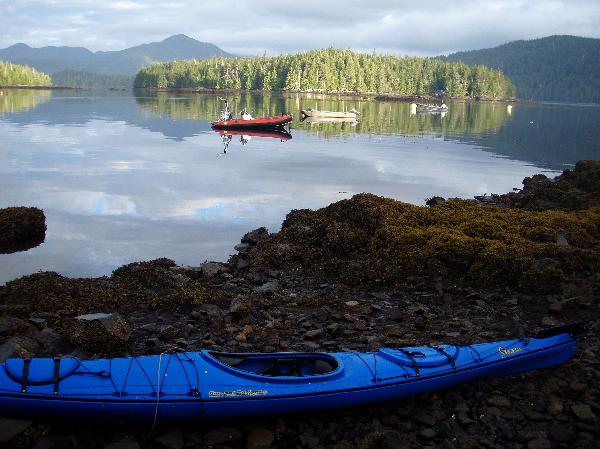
{"left": 0, "top": 0, "right": 599, "bottom": 56}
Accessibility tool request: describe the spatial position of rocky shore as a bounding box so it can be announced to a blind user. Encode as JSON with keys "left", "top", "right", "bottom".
{"left": 1, "top": 162, "right": 599, "bottom": 449}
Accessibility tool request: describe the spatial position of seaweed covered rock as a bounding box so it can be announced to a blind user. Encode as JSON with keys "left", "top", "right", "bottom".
{"left": 499, "top": 160, "right": 600, "bottom": 210}
{"left": 253, "top": 193, "right": 600, "bottom": 288}
{"left": 111, "top": 258, "right": 217, "bottom": 307}
{"left": 0, "top": 207, "right": 46, "bottom": 254}
{"left": 0, "top": 271, "right": 127, "bottom": 321}
{"left": 0, "top": 260, "right": 222, "bottom": 326}
{"left": 71, "top": 312, "right": 131, "bottom": 353}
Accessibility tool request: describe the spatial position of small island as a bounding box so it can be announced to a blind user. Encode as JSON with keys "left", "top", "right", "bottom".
{"left": 134, "top": 48, "right": 516, "bottom": 100}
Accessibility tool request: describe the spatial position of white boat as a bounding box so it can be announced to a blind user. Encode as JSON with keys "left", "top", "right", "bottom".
{"left": 301, "top": 107, "right": 359, "bottom": 119}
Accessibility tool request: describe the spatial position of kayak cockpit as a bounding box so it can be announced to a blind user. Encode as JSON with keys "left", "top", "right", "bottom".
{"left": 206, "top": 351, "right": 340, "bottom": 378}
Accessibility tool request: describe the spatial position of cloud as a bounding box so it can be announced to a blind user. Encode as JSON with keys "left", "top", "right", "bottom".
{"left": 0, "top": 0, "right": 599, "bottom": 55}
{"left": 109, "top": 1, "right": 145, "bottom": 10}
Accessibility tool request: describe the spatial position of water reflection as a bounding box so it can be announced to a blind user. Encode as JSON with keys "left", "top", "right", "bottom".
{"left": 215, "top": 128, "right": 293, "bottom": 153}
{"left": 0, "top": 89, "right": 51, "bottom": 114}
{"left": 135, "top": 92, "right": 511, "bottom": 138}
{"left": 1, "top": 89, "right": 599, "bottom": 283}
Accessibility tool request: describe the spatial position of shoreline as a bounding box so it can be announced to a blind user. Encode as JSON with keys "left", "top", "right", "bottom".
{"left": 133, "top": 87, "right": 524, "bottom": 102}
{"left": 132, "top": 87, "right": 552, "bottom": 105}
{"left": 0, "top": 85, "right": 79, "bottom": 91}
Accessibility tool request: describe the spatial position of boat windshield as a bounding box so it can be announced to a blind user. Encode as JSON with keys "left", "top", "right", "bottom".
{"left": 208, "top": 351, "right": 339, "bottom": 377}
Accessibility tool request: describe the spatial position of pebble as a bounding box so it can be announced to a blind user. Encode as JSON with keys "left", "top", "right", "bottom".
{"left": 547, "top": 398, "right": 563, "bottom": 415}
{"left": 204, "top": 428, "right": 243, "bottom": 446}
{"left": 420, "top": 428, "right": 437, "bottom": 439}
{"left": 487, "top": 395, "right": 510, "bottom": 407}
{"left": 0, "top": 418, "right": 33, "bottom": 443}
{"left": 155, "top": 430, "right": 184, "bottom": 449}
{"left": 527, "top": 438, "right": 552, "bottom": 449}
{"left": 104, "top": 438, "right": 141, "bottom": 449}
{"left": 571, "top": 403, "right": 597, "bottom": 422}
{"left": 246, "top": 428, "right": 274, "bottom": 449}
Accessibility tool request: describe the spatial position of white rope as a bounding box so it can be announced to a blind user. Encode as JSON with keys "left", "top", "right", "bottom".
{"left": 149, "top": 353, "right": 164, "bottom": 435}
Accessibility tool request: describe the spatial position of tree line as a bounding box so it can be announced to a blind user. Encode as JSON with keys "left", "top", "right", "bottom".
{"left": 0, "top": 61, "right": 52, "bottom": 86}
{"left": 51, "top": 70, "right": 133, "bottom": 89}
{"left": 134, "top": 48, "right": 515, "bottom": 98}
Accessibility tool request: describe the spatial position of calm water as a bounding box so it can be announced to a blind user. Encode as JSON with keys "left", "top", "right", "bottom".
{"left": 1, "top": 90, "right": 599, "bottom": 284}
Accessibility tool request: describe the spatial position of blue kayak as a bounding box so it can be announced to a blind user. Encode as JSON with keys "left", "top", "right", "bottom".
{"left": 0, "top": 329, "right": 577, "bottom": 420}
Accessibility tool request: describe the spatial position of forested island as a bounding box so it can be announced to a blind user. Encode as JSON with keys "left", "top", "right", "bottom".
{"left": 0, "top": 60, "right": 52, "bottom": 87}
{"left": 134, "top": 49, "right": 515, "bottom": 98}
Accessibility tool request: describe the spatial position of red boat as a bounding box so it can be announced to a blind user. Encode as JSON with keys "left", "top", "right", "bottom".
{"left": 211, "top": 114, "right": 293, "bottom": 129}
{"left": 211, "top": 99, "right": 293, "bottom": 129}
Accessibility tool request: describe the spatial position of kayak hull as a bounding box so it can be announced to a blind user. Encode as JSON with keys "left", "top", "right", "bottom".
{"left": 0, "top": 333, "right": 576, "bottom": 420}
{"left": 211, "top": 114, "right": 293, "bottom": 129}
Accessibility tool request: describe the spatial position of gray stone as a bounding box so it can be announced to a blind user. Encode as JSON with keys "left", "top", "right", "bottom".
{"left": 527, "top": 439, "right": 552, "bottom": 449}
{"left": 420, "top": 428, "right": 437, "bottom": 439}
{"left": 241, "top": 227, "right": 269, "bottom": 245}
{"left": 254, "top": 281, "right": 279, "bottom": 294}
{"left": 572, "top": 403, "right": 596, "bottom": 422}
{"left": 229, "top": 296, "right": 250, "bottom": 317}
{"left": 487, "top": 395, "right": 510, "bottom": 407}
{"left": 204, "top": 427, "right": 243, "bottom": 446}
{"left": 234, "top": 242, "right": 252, "bottom": 253}
{"left": 426, "top": 196, "right": 446, "bottom": 207}
{"left": 0, "top": 418, "right": 33, "bottom": 443}
{"left": 156, "top": 430, "right": 184, "bottom": 449}
{"left": 198, "top": 262, "right": 227, "bottom": 278}
{"left": 104, "top": 438, "right": 141, "bottom": 449}
{"left": 380, "top": 430, "right": 410, "bottom": 449}
{"left": 556, "top": 232, "right": 569, "bottom": 245}
{"left": 0, "top": 336, "right": 39, "bottom": 362}
{"left": 246, "top": 428, "right": 274, "bottom": 449}
{"left": 304, "top": 328, "right": 324, "bottom": 339}
{"left": 71, "top": 312, "right": 131, "bottom": 352}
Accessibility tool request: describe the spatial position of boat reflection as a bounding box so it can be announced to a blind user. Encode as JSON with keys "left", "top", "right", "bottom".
{"left": 213, "top": 128, "right": 292, "bottom": 154}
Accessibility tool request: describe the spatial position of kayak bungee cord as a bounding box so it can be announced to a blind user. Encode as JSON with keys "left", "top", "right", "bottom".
{"left": 150, "top": 352, "right": 164, "bottom": 436}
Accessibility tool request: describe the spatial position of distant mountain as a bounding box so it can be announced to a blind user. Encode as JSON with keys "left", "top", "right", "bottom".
{"left": 439, "top": 35, "right": 600, "bottom": 103}
{"left": 0, "top": 34, "right": 233, "bottom": 77}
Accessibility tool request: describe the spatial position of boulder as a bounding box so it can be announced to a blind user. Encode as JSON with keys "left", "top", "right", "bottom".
{"left": 0, "top": 206, "right": 46, "bottom": 254}
{"left": 241, "top": 227, "right": 269, "bottom": 245}
{"left": 71, "top": 313, "right": 131, "bottom": 353}
{"left": 0, "top": 336, "right": 39, "bottom": 362}
{"left": 198, "top": 262, "right": 228, "bottom": 278}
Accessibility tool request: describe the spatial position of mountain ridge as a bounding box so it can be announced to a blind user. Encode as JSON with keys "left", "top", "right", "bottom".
{"left": 439, "top": 35, "right": 600, "bottom": 103}
{"left": 0, "top": 34, "right": 233, "bottom": 76}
